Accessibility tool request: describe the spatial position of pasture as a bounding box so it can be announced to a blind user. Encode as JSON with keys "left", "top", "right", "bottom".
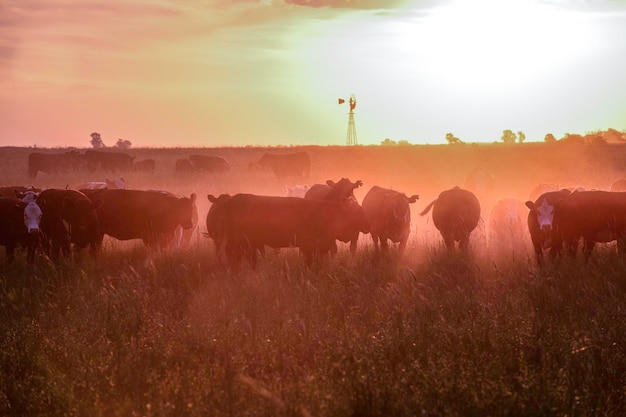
{"left": 1, "top": 143, "right": 626, "bottom": 416}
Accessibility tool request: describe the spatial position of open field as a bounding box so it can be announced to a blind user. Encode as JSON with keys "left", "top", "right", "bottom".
{"left": 1, "top": 143, "right": 626, "bottom": 416}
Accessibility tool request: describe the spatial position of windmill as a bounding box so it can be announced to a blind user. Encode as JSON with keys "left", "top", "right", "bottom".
{"left": 338, "top": 94, "right": 358, "bottom": 146}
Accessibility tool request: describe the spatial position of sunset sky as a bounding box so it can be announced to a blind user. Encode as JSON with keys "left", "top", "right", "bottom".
{"left": 1, "top": 0, "right": 625, "bottom": 148}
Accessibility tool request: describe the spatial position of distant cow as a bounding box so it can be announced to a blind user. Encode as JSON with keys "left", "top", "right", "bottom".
{"left": 286, "top": 185, "right": 309, "bottom": 198}
{"left": 84, "top": 150, "right": 134, "bottom": 172}
{"left": 80, "top": 189, "right": 197, "bottom": 250}
{"left": 222, "top": 194, "right": 370, "bottom": 268}
{"left": 189, "top": 155, "right": 231, "bottom": 173}
{"left": 361, "top": 186, "right": 419, "bottom": 254}
{"left": 27, "top": 151, "right": 83, "bottom": 178}
{"left": 175, "top": 158, "right": 194, "bottom": 173}
{"left": 36, "top": 189, "right": 102, "bottom": 260}
{"left": 463, "top": 168, "right": 494, "bottom": 204}
{"left": 257, "top": 152, "right": 310, "bottom": 179}
{"left": 133, "top": 159, "right": 156, "bottom": 173}
{"left": 551, "top": 190, "right": 626, "bottom": 259}
{"left": 528, "top": 183, "right": 559, "bottom": 202}
{"left": 524, "top": 189, "right": 572, "bottom": 265}
{"left": 305, "top": 178, "right": 364, "bottom": 253}
{"left": 488, "top": 198, "right": 526, "bottom": 255}
{"left": 0, "top": 198, "right": 42, "bottom": 263}
{"left": 420, "top": 187, "right": 481, "bottom": 252}
{"left": 609, "top": 178, "right": 626, "bottom": 192}
{"left": 74, "top": 177, "right": 126, "bottom": 190}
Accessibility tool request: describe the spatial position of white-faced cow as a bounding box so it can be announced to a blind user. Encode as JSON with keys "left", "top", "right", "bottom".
{"left": 488, "top": 198, "right": 526, "bottom": 256}
{"left": 257, "top": 152, "right": 310, "bottom": 179}
{"left": 0, "top": 197, "right": 42, "bottom": 263}
{"left": 286, "top": 185, "right": 309, "bottom": 198}
{"left": 80, "top": 189, "right": 196, "bottom": 250}
{"left": 551, "top": 190, "right": 626, "bottom": 260}
{"left": 304, "top": 178, "right": 365, "bottom": 253}
{"left": 420, "top": 187, "right": 481, "bottom": 252}
{"left": 36, "top": 189, "right": 102, "bottom": 261}
{"left": 361, "top": 186, "right": 419, "bottom": 254}
{"left": 222, "top": 194, "right": 370, "bottom": 268}
{"left": 524, "top": 189, "right": 572, "bottom": 265}
{"left": 75, "top": 177, "right": 126, "bottom": 190}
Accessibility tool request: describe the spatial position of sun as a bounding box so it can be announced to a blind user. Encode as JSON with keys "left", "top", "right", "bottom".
{"left": 405, "top": 0, "right": 591, "bottom": 91}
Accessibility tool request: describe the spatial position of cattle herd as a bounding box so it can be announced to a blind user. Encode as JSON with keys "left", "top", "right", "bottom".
{"left": 3, "top": 149, "right": 626, "bottom": 269}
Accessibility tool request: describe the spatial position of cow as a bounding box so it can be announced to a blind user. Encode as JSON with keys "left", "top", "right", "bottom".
{"left": 551, "top": 191, "right": 626, "bottom": 260}
{"left": 74, "top": 177, "right": 126, "bottom": 190}
{"left": 286, "top": 185, "right": 309, "bottom": 198}
{"left": 609, "top": 178, "right": 626, "bottom": 192}
{"left": 175, "top": 158, "right": 194, "bottom": 173}
{"left": 133, "top": 158, "right": 156, "bottom": 173}
{"left": 145, "top": 190, "right": 199, "bottom": 248}
{"left": 463, "top": 168, "right": 494, "bottom": 205}
{"left": 221, "top": 194, "right": 370, "bottom": 268}
{"left": 304, "top": 178, "right": 364, "bottom": 253}
{"left": 420, "top": 187, "right": 481, "bottom": 252}
{"left": 84, "top": 150, "right": 134, "bottom": 172}
{"left": 257, "top": 152, "right": 310, "bottom": 179}
{"left": 488, "top": 198, "right": 526, "bottom": 256}
{"left": 206, "top": 194, "right": 234, "bottom": 262}
{"left": 36, "top": 189, "right": 102, "bottom": 261}
{"left": 524, "top": 189, "right": 572, "bottom": 265}
{"left": 189, "top": 155, "right": 231, "bottom": 173}
{"left": 361, "top": 186, "right": 419, "bottom": 254}
{"left": 0, "top": 197, "right": 42, "bottom": 263}
{"left": 80, "top": 189, "right": 197, "bottom": 250}
{"left": 27, "top": 151, "right": 83, "bottom": 178}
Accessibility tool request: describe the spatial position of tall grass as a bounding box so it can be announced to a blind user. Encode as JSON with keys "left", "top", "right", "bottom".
{"left": 2, "top": 145, "right": 626, "bottom": 416}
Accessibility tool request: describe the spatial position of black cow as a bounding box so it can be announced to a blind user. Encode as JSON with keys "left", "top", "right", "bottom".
{"left": 222, "top": 194, "right": 370, "bottom": 268}
{"left": 133, "top": 158, "right": 156, "bottom": 173}
{"left": 84, "top": 150, "right": 134, "bottom": 172}
{"left": 206, "top": 194, "right": 233, "bottom": 262}
{"left": 36, "top": 189, "right": 102, "bottom": 260}
{"left": 81, "top": 189, "right": 197, "bottom": 250}
{"left": 27, "top": 151, "right": 83, "bottom": 178}
{"left": 0, "top": 198, "right": 42, "bottom": 263}
{"left": 189, "top": 155, "right": 231, "bottom": 173}
{"left": 304, "top": 178, "right": 364, "bottom": 253}
{"left": 361, "top": 186, "right": 419, "bottom": 254}
{"left": 257, "top": 152, "right": 310, "bottom": 179}
{"left": 420, "top": 187, "right": 481, "bottom": 252}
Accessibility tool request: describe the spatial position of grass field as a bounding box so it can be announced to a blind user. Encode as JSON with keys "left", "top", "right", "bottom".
{"left": 1, "top": 143, "right": 626, "bottom": 416}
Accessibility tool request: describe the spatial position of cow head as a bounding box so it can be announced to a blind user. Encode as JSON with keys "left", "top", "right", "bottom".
{"left": 18, "top": 190, "right": 40, "bottom": 203}
{"left": 525, "top": 198, "right": 554, "bottom": 233}
{"left": 178, "top": 193, "right": 197, "bottom": 229}
{"left": 325, "top": 178, "right": 363, "bottom": 201}
{"left": 338, "top": 199, "right": 370, "bottom": 238}
{"left": 22, "top": 201, "right": 42, "bottom": 234}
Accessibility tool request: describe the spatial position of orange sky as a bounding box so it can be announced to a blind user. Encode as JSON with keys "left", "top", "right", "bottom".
{"left": 1, "top": 0, "right": 625, "bottom": 148}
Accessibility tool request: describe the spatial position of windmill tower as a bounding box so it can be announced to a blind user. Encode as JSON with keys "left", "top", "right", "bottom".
{"left": 338, "top": 94, "right": 358, "bottom": 146}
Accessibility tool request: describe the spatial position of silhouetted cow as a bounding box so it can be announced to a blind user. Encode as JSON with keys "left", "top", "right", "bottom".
{"left": 27, "top": 151, "right": 83, "bottom": 178}
{"left": 362, "top": 186, "right": 419, "bottom": 254}
{"left": 420, "top": 187, "right": 481, "bottom": 252}
{"left": 257, "top": 152, "right": 310, "bottom": 179}
{"left": 189, "top": 155, "right": 231, "bottom": 173}
{"left": 206, "top": 194, "right": 233, "bottom": 262}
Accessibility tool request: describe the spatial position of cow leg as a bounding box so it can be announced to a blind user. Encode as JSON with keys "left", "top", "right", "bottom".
{"left": 459, "top": 233, "right": 470, "bottom": 252}
{"left": 349, "top": 232, "right": 359, "bottom": 254}
{"left": 371, "top": 234, "right": 380, "bottom": 252}
{"left": 398, "top": 237, "right": 408, "bottom": 255}
{"left": 442, "top": 231, "right": 455, "bottom": 252}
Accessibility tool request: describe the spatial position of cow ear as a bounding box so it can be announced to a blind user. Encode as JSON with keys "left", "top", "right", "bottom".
{"left": 354, "top": 180, "right": 363, "bottom": 188}
{"left": 207, "top": 194, "right": 217, "bottom": 203}
{"left": 190, "top": 193, "right": 197, "bottom": 203}
{"left": 326, "top": 180, "right": 336, "bottom": 187}
{"left": 525, "top": 201, "right": 535, "bottom": 210}
{"left": 408, "top": 195, "right": 419, "bottom": 203}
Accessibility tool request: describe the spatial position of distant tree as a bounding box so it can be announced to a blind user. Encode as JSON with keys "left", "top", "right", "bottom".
{"left": 544, "top": 133, "right": 556, "bottom": 143}
{"left": 115, "top": 138, "right": 132, "bottom": 149}
{"left": 397, "top": 139, "right": 411, "bottom": 146}
{"left": 380, "top": 138, "right": 397, "bottom": 146}
{"left": 90, "top": 132, "right": 105, "bottom": 148}
{"left": 560, "top": 133, "right": 584, "bottom": 145}
{"left": 501, "top": 130, "right": 517, "bottom": 144}
{"left": 517, "top": 131, "right": 526, "bottom": 143}
{"left": 445, "top": 132, "right": 464, "bottom": 145}
{"left": 585, "top": 133, "right": 607, "bottom": 145}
